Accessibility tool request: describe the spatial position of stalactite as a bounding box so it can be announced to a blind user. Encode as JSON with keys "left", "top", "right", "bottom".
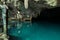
{"left": 34, "top": 0, "right": 39, "bottom": 2}
{"left": 7, "top": 0, "right": 10, "bottom": 2}
{"left": 24, "top": 0, "right": 28, "bottom": 9}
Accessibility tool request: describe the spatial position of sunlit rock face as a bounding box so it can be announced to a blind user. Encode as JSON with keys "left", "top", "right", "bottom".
{"left": 7, "top": 0, "right": 58, "bottom": 18}
{"left": 28, "top": 0, "right": 57, "bottom": 14}
{"left": 16, "top": 0, "right": 57, "bottom": 17}
{"left": 45, "top": 0, "right": 57, "bottom": 7}
{"left": 28, "top": 0, "right": 57, "bottom": 15}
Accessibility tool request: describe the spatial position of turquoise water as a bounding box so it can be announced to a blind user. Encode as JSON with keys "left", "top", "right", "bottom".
{"left": 8, "top": 21, "right": 60, "bottom": 40}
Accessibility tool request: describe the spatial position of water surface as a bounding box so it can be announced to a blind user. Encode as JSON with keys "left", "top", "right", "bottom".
{"left": 8, "top": 21, "right": 60, "bottom": 40}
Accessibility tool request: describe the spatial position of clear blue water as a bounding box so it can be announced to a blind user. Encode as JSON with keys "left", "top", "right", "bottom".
{"left": 8, "top": 21, "right": 60, "bottom": 40}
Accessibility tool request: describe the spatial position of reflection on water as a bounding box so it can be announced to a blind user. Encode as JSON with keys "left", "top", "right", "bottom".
{"left": 8, "top": 21, "right": 60, "bottom": 40}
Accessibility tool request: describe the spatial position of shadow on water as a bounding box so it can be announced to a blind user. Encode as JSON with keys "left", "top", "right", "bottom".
{"left": 9, "top": 35, "right": 23, "bottom": 40}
